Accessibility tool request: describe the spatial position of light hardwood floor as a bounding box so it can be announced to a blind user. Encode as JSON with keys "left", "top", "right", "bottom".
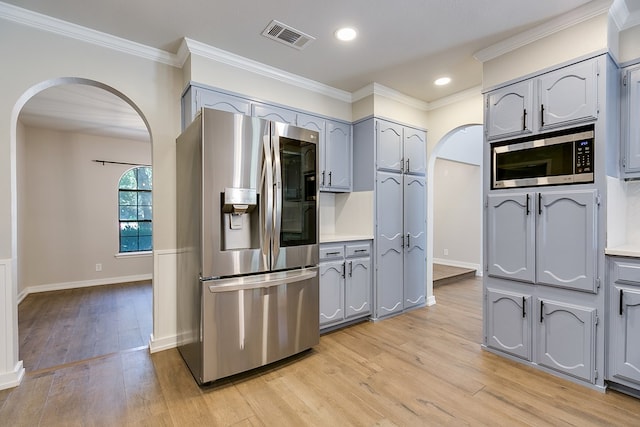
{"left": 2, "top": 277, "right": 639, "bottom": 425}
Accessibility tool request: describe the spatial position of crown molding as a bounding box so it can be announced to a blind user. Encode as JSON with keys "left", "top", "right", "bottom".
{"left": 426, "top": 85, "right": 482, "bottom": 111}
{"left": 610, "top": 0, "right": 640, "bottom": 30}
{"left": 0, "top": 1, "right": 180, "bottom": 67}
{"left": 181, "top": 38, "right": 352, "bottom": 103}
{"left": 474, "top": 0, "right": 612, "bottom": 63}
{"left": 352, "top": 82, "right": 429, "bottom": 111}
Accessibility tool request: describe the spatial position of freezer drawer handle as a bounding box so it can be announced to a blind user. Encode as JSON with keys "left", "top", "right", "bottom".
{"left": 207, "top": 269, "right": 318, "bottom": 293}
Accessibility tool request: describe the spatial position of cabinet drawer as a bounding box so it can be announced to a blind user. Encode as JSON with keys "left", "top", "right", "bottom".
{"left": 611, "top": 259, "right": 640, "bottom": 285}
{"left": 346, "top": 243, "right": 370, "bottom": 258}
{"left": 320, "top": 246, "right": 344, "bottom": 260}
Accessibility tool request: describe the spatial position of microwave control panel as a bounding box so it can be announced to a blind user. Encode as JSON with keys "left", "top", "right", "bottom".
{"left": 575, "top": 139, "right": 593, "bottom": 174}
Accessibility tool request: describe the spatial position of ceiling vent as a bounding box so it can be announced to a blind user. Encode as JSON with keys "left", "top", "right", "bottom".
{"left": 262, "top": 20, "right": 315, "bottom": 50}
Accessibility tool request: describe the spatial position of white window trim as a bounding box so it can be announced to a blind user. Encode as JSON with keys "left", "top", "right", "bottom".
{"left": 115, "top": 250, "right": 152, "bottom": 259}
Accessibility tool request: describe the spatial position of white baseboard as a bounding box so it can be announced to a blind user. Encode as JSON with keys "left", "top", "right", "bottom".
{"left": 0, "top": 361, "right": 24, "bottom": 391}
{"left": 433, "top": 258, "right": 483, "bottom": 277}
{"left": 426, "top": 295, "right": 437, "bottom": 306}
{"left": 17, "top": 273, "right": 153, "bottom": 304}
{"left": 149, "top": 333, "right": 178, "bottom": 354}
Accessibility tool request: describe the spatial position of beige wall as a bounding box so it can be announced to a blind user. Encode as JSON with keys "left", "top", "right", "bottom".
{"left": 18, "top": 126, "right": 152, "bottom": 293}
{"left": 620, "top": 24, "right": 640, "bottom": 63}
{"left": 433, "top": 158, "right": 482, "bottom": 266}
{"left": 483, "top": 14, "right": 609, "bottom": 89}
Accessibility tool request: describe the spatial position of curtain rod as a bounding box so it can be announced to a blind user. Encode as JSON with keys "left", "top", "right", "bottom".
{"left": 92, "top": 160, "right": 151, "bottom": 167}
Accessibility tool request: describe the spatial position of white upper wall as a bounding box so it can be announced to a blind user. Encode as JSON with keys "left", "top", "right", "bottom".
{"left": 620, "top": 24, "right": 640, "bottom": 63}
{"left": 436, "top": 126, "right": 483, "bottom": 166}
{"left": 483, "top": 13, "right": 609, "bottom": 89}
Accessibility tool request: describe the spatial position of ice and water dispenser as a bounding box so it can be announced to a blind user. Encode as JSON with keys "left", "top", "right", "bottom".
{"left": 221, "top": 187, "right": 258, "bottom": 250}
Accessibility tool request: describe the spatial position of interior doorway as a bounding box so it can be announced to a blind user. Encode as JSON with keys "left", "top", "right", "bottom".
{"left": 427, "top": 125, "right": 483, "bottom": 292}
{"left": 14, "top": 79, "right": 153, "bottom": 372}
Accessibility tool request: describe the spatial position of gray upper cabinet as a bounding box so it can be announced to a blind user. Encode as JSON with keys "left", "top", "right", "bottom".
{"left": 403, "top": 128, "right": 427, "bottom": 175}
{"left": 536, "top": 190, "right": 598, "bottom": 292}
{"left": 536, "top": 297, "right": 596, "bottom": 383}
{"left": 376, "top": 121, "right": 404, "bottom": 172}
{"left": 486, "top": 80, "right": 534, "bottom": 140}
{"left": 486, "top": 192, "right": 535, "bottom": 283}
{"left": 403, "top": 175, "right": 426, "bottom": 308}
{"left": 298, "top": 115, "right": 351, "bottom": 192}
{"left": 251, "top": 103, "right": 297, "bottom": 125}
{"left": 325, "top": 121, "right": 352, "bottom": 191}
{"left": 486, "top": 288, "right": 531, "bottom": 360}
{"left": 608, "top": 257, "right": 640, "bottom": 389}
{"left": 485, "top": 57, "right": 599, "bottom": 140}
{"left": 622, "top": 65, "right": 640, "bottom": 176}
{"left": 181, "top": 86, "right": 251, "bottom": 129}
{"left": 538, "top": 60, "right": 598, "bottom": 131}
{"left": 375, "top": 171, "right": 404, "bottom": 317}
{"left": 486, "top": 189, "right": 598, "bottom": 293}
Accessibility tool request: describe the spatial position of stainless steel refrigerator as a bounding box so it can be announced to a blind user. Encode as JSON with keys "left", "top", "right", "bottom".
{"left": 176, "top": 108, "right": 320, "bottom": 384}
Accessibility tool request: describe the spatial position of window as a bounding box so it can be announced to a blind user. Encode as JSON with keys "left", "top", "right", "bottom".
{"left": 118, "top": 166, "right": 152, "bottom": 253}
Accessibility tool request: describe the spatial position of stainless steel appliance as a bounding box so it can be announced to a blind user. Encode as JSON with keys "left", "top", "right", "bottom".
{"left": 492, "top": 126, "right": 594, "bottom": 189}
{"left": 176, "top": 108, "right": 319, "bottom": 384}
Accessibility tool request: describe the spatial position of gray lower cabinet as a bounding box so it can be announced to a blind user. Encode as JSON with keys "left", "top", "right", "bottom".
{"left": 622, "top": 64, "right": 640, "bottom": 177}
{"left": 486, "top": 288, "right": 532, "bottom": 360}
{"left": 608, "top": 257, "right": 640, "bottom": 391}
{"left": 319, "top": 241, "right": 371, "bottom": 330}
{"left": 536, "top": 297, "right": 597, "bottom": 382}
{"left": 486, "top": 189, "right": 598, "bottom": 292}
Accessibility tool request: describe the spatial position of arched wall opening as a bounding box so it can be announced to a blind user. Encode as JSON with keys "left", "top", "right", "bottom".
{"left": 427, "top": 124, "right": 483, "bottom": 301}
{"left": 10, "top": 77, "right": 153, "bottom": 375}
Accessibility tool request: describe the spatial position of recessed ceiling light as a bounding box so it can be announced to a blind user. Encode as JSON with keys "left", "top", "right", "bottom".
{"left": 335, "top": 27, "right": 357, "bottom": 42}
{"left": 434, "top": 77, "right": 451, "bottom": 86}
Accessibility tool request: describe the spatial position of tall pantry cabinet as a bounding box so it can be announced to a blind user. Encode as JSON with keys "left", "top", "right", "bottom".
{"left": 482, "top": 53, "right": 618, "bottom": 391}
{"left": 354, "top": 117, "right": 427, "bottom": 319}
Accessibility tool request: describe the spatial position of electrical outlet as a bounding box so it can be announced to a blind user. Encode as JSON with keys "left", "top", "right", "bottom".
{"left": 96, "top": 263, "right": 102, "bottom": 272}
{"left": 444, "top": 249, "right": 449, "bottom": 256}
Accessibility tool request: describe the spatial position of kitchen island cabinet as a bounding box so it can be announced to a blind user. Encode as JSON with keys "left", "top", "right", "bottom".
{"left": 607, "top": 256, "right": 640, "bottom": 395}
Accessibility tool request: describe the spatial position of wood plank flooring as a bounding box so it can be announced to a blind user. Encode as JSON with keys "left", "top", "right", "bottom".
{"left": 18, "top": 281, "right": 152, "bottom": 372}
{"left": 433, "top": 263, "right": 476, "bottom": 287}
{"left": 2, "top": 277, "right": 640, "bottom": 426}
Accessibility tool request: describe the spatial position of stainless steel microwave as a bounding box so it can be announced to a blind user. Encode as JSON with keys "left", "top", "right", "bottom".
{"left": 492, "top": 128, "right": 594, "bottom": 189}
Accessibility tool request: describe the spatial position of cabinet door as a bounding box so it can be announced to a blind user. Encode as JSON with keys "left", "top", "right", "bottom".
{"left": 345, "top": 257, "right": 371, "bottom": 319}
{"left": 403, "top": 128, "right": 426, "bottom": 176}
{"left": 624, "top": 66, "right": 640, "bottom": 173}
{"left": 297, "top": 114, "right": 326, "bottom": 187}
{"left": 610, "top": 284, "right": 640, "bottom": 385}
{"left": 375, "top": 171, "right": 404, "bottom": 317}
{"left": 319, "top": 260, "right": 345, "bottom": 327}
{"left": 251, "top": 103, "right": 297, "bottom": 125}
{"left": 325, "top": 121, "right": 352, "bottom": 191}
{"left": 486, "top": 288, "right": 531, "bottom": 360}
{"left": 403, "top": 176, "right": 426, "bottom": 308}
{"left": 539, "top": 60, "right": 598, "bottom": 130}
{"left": 486, "top": 193, "right": 535, "bottom": 283}
{"left": 536, "top": 190, "right": 597, "bottom": 292}
{"left": 198, "top": 89, "right": 251, "bottom": 116}
{"left": 376, "top": 120, "right": 404, "bottom": 173}
{"left": 536, "top": 298, "right": 596, "bottom": 383}
{"left": 486, "top": 80, "right": 534, "bottom": 140}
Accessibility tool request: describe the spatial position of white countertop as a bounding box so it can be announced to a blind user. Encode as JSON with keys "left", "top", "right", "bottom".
{"left": 320, "top": 234, "right": 374, "bottom": 244}
{"left": 605, "top": 243, "right": 640, "bottom": 258}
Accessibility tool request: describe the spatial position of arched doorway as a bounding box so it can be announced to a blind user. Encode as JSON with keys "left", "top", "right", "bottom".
{"left": 12, "top": 78, "right": 153, "bottom": 372}
{"left": 427, "top": 124, "right": 483, "bottom": 300}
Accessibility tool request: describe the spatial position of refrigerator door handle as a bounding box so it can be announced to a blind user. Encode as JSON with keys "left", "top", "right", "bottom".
{"left": 272, "top": 126, "right": 282, "bottom": 264}
{"left": 262, "top": 131, "right": 274, "bottom": 262}
{"left": 207, "top": 268, "right": 318, "bottom": 293}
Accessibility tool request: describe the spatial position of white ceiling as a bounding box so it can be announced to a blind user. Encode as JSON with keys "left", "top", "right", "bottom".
{"left": 8, "top": 0, "right": 639, "bottom": 141}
